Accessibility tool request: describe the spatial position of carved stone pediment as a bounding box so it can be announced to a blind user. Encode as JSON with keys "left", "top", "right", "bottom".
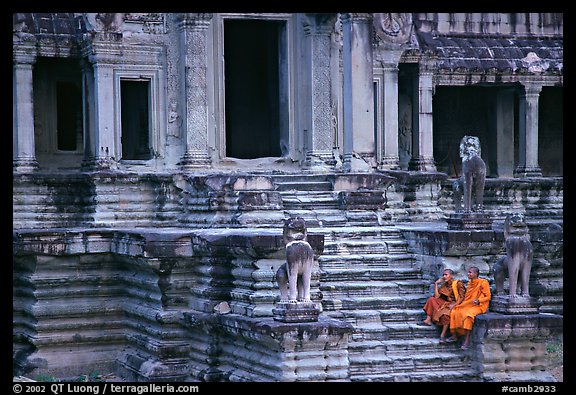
{"left": 85, "top": 13, "right": 124, "bottom": 33}
{"left": 373, "top": 13, "right": 412, "bottom": 45}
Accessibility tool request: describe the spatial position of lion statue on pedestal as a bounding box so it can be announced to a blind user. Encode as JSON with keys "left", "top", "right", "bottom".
{"left": 276, "top": 217, "right": 314, "bottom": 303}
{"left": 453, "top": 135, "right": 486, "bottom": 212}
{"left": 493, "top": 213, "right": 534, "bottom": 297}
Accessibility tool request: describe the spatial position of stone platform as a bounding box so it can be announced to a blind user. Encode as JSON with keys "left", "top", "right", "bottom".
{"left": 490, "top": 295, "right": 541, "bottom": 314}
{"left": 473, "top": 312, "right": 563, "bottom": 382}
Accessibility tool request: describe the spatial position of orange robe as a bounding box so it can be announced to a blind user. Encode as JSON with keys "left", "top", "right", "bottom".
{"left": 422, "top": 280, "right": 465, "bottom": 325}
{"left": 450, "top": 277, "right": 491, "bottom": 337}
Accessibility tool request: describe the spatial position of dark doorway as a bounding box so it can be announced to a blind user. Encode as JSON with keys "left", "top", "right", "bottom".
{"left": 433, "top": 86, "right": 495, "bottom": 177}
{"left": 539, "top": 86, "right": 563, "bottom": 176}
{"left": 224, "top": 19, "right": 287, "bottom": 159}
{"left": 121, "top": 80, "right": 152, "bottom": 160}
{"left": 56, "top": 81, "right": 82, "bottom": 151}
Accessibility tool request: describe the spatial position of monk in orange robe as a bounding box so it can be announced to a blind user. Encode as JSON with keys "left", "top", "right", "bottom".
{"left": 448, "top": 266, "right": 491, "bottom": 350}
{"left": 420, "top": 269, "right": 465, "bottom": 343}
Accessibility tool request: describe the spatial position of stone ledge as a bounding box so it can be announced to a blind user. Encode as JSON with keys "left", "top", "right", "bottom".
{"left": 476, "top": 312, "right": 563, "bottom": 339}
{"left": 13, "top": 228, "right": 325, "bottom": 258}
{"left": 184, "top": 310, "right": 354, "bottom": 339}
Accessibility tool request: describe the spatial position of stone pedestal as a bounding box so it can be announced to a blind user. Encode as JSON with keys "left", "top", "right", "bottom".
{"left": 490, "top": 295, "right": 541, "bottom": 314}
{"left": 273, "top": 301, "right": 321, "bottom": 323}
{"left": 183, "top": 312, "right": 353, "bottom": 381}
{"left": 473, "top": 312, "right": 563, "bottom": 382}
{"left": 447, "top": 212, "right": 493, "bottom": 230}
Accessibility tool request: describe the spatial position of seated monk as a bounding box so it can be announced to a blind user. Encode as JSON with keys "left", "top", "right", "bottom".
{"left": 448, "top": 266, "right": 491, "bottom": 350}
{"left": 420, "top": 268, "right": 465, "bottom": 343}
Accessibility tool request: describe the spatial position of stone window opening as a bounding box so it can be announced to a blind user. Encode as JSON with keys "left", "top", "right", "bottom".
{"left": 120, "top": 79, "right": 152, "bottom": 161}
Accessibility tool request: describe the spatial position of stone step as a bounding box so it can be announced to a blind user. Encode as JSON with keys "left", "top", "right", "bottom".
{"left": 281, "top": 197, "right": 340, "bottom": 210}
{"left": 272, "top": 174, "right": 330, "bottom": 183}
{"left": 318, "top": 253, "right": 416, "bottom": 267}
{"left": 351, "top": 368, "right": 479, "bottom": 382}
{"left": 323, "top": 239, "right": 409, "bottom": 255}
{"left": 320, "top": 280, "right": 427, "bottom": 298}
{"left": 275, "top": 181, "right": 333, "bottom": 192}
{"left": 349, "top": 322, "right": 438, "bottom": 341}
{"left": 325, "top": 308, "right": 425, "bottom": 324}
{"left": 320, "top": 266, "right": 422, "bottom": 281}
{"left": 283, "top": 210, "right": 348, "bottom": 227}
{"left": 349, "top": 340, "right": 463, "bottom": 359}
{"left": 348, "top": 352, "right": 470, "bottom": 377}
{"left": 328, "top": 295, "right": 426, "bottom": 311}
{"left": 318, "top": 226, "right": 407, "bottom": 239}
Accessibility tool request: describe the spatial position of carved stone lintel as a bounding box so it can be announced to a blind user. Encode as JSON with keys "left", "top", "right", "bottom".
{"left": 273, "top": 301, "right": 321, "bottom": 323}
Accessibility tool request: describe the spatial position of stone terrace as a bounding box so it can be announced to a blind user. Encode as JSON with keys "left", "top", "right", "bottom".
{"left": 13, "top": 171, "right": 563, "bottom": 381}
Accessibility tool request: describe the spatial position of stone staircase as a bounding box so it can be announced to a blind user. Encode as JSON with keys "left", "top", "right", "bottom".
{"left": 273, "top": 174, "right": 479, "bottom": 382}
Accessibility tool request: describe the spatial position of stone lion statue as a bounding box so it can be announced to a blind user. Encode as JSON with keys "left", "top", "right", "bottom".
{"left": 453, "top": 135, "right": 486, "bottom": 212}
{"left": 493, "top": 213, "right": 533, "bottom": 297}
{"left": 276, "top": 217, "right": 314, "bottom": 303}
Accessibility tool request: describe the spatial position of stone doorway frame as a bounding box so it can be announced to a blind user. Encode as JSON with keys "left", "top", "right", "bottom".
{"left": 212, "top": 13, "right": 297, "bottom": 164}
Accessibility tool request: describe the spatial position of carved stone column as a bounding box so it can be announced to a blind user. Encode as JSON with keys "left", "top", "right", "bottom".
{"left": 178, "top": 13, "right": 212, "bottom": 170}
{"left": 303, "top": 13, "right": 337, "bottom": 170}
{"left": 13, "top": 52, "right": 38, "bottom": 172}
{"left": 342, "top": 13, "right": 376, "bottom": 172}
{"left": 515, "top": 83, "right": 542, "bottom": 177}
{"left": 408, "top": 61, "right": 437, "bottom": 172}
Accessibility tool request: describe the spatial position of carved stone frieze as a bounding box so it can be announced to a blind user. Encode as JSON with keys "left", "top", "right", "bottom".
{"left": 123, "top": 13, "right": 166, "bottom": 34}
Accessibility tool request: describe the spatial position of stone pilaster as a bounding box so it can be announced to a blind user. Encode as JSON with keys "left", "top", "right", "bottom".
{"left": 178, "top": 13, "right": 212, "bottom": 170}
{"left": 80, "top": 34, "right": 121, "bottom": 170}
{"left": 515, "top": 83, "right": 542, "bottom": 177}
{"left": 303, "top": 13, "right": 337, "bottom": 170}
{"left": 375, "top": 59, "right": 401, "bottom": 170}
{"left": 342, "top": 13, "right": 376, "bottom": 172}
{"left": 13, "top": 52, "right": 39, "bottom": 172}
{"left": 80, "top": 59, "right": 95, "bottom": 169}
{"left": 408, "top": 61, "right": 437, "bottom": 172}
